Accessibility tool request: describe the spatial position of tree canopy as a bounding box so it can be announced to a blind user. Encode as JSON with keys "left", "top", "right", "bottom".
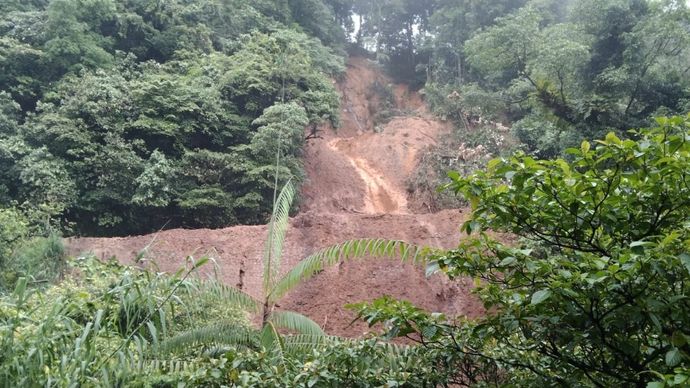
{"left": 426, "top": 0, "right": 690, "bottom": 157}
{"left": 0, "top": 0, "right": 347, "bottom": 236}
{"left": 4, "top": 0, "right": 687, "bottom": 235}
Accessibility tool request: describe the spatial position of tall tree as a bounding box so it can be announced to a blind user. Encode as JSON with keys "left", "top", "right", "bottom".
{"left": 353, "top": 0, "right": 437, "bottom": 82}
{"left": 427, "top": 0, "right": 527, "bottom": 85}
{"left": 353, "top": 115, "right": 690, "bottom": 387}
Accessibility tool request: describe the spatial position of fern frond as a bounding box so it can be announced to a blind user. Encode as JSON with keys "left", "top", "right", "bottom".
{"left": 269, "top": 239, "right": 430, "bottom": 303}
{"left": 158, "top": 323, "right": 258, "bottom": 355}
{"left": 268, "top": 310, "right": 325, "bottom": 336}
{"left": 380, "top": 342, "right": 428, "bottom": 371}
{"left": 263, "top": 180, "right": 296, "bottom": 294}
{"left": 282, "top": 335, "right": 414, "bottom": 364}
{"left": 378, "top": 341, "right": 414, "bottom": 358}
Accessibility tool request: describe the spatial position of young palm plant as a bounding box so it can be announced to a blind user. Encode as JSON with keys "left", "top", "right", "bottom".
{"left": 159, "top": 178, "right": 430, "bottom": 359}
{"left": 160, "top": 68, "right": 430, "bottom": 359}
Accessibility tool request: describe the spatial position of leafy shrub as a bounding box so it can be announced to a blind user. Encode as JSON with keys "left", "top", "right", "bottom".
{"left": 0, "top": 206, "right": 28, "bottom": 262}
{"left": 0, "top": 245, "right": 450, "bottom": 387}
{"left": 139, "top": 338, "right": 449, "bottom": 387}
{"left": 1, "top": 233, "right": 65, "bottom": 291}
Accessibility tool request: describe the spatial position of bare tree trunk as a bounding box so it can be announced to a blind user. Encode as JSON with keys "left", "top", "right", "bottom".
{"left": 457, "top": 56, "right": 463, "bottom": 85}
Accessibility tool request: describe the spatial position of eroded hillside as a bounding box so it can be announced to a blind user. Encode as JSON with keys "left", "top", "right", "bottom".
{"left": 68, "top": 57, "right": 482, "bottom": 336}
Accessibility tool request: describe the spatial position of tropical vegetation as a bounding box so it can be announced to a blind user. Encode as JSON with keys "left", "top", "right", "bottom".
{"left": 0, "top": 0, "right": 343, "bottom": 235}
{"left": 1, "top": 0, "right": 689, "bottom": 386}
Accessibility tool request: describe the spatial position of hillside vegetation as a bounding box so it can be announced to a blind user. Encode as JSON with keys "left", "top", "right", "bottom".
{"left": 1, "top": 0, "right": 343, "bottom": 236}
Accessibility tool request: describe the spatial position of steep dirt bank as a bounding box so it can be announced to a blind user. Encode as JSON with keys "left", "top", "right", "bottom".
{"left": 69, "top": 210, "right": 480, "bottom": 335}
{"left": 68, "top": 57, "right": 482, "bottom": 337}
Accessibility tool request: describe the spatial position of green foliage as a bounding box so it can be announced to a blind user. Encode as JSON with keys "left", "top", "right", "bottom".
{"left": 422, "top": 0, "right": 690, "bottom": 159}
{"left": 353, "top": 0, "right": 437, "bottom": 84}
{"left": 289, "top": 0, "right": 346, "bottom": 47}
{"left": 0, "top": 202, "right": 67, "bottom": 292}
{"left": 132, "top": 150, "right": 176, "bottom": 208}
{"left": 143, "top": 175, "right": 444, "bottom": 386}
{"left": 426, "top": 0, "right": 527, "bottom": 84}
{"left": 1, "top": 139, "right": 436, "bottom": 388}
{"left": 353, "top": 115, "right": 690, "bottom": 386}
{"left": 250, "top": 102, "right": 310, "bottom": 176}
{"left": 0, "top": 0, "right": 345, "bottom": 236}
{"left": 16, "top": 147, "right": 77, "bottom": 217}
{"left": 0, "top": 255, "right": 252, "bottom": 387}
{"left": 1, "top": 233, "right": 65, "bottom": 291}
{"left": 456, "top": 1, "right": 690, "bottom": 157}
{"left": 171, "top": 337, "right": 448, "bottom": 387}
{"left": 0, "top": 207, "right": 29, "bottom": 262}
{"left": 157, "top": 180, "right": 327, "bottom": 366}
{"left": 43, "top": 0, "right": 115, "bottom": 73}
{"left": 271, "top": 238, "right": 428, "bottom": 303}
{"left": 163, "top": 179, "right": 430, "bottom": 366}
{"left": 0, "top": 38, "right": 45, "bottom": 110}
{"left": 222, "top": 29, "right": 342, "bottom": 124}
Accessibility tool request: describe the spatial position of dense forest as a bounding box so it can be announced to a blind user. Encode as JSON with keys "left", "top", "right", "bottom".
{"left": 1, "top": 0, "right": 347, "bottom": 236}
{"left": 1, "top": 0, "right": 688, "bottom": 236}
{"left": 1, "top": 0, "right": 689, "bottom": 386}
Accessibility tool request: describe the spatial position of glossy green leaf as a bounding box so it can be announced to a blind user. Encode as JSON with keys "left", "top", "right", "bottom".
{"left": 530, "top": 289, "right": 551, "bottom": 305}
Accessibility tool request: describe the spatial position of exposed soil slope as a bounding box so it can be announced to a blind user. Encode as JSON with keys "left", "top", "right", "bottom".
{"left": 68, "top": 57, "right": 482, "bottom": 337}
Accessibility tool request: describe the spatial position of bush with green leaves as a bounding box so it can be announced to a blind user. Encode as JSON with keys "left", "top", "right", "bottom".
{"left": 1, "top": 238, "right": 449, "bottom": 387}
{"left": 352, "top": 115, "right": 690, "bottom": 386}
{"left": 0, "top": 233, "right": 65, "bottom": 291}
{"left": 151, "top": 337, "right": 449, "bottom": 387}
{"left": 0, "top": 203, "right": 66, "bottom": 291}
{"left": 0, "top": 207, "right": 28, "bottom": 261}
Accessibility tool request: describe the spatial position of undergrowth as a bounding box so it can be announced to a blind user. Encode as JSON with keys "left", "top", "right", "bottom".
{"left": 0, "top": 254, "right": 448, "bottom": 387}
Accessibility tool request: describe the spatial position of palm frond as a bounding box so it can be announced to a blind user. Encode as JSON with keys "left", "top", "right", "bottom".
{"left": 263, "top": 179, "right": 296, "bottom": 294}
{"left": 269, "top": 239, "right": 430, "bottom": 303}
{"left": 282, "top": 334, "right": 339, "bottom": 354}
{"left": 158, "top": 322, "right": 258, "bottom": 355}
{"left": 260, "top": 322, "right": 282, "bottom": 350}
{"left": 140, "top": 359, "right": 198, "bottom": 374}
{"left": 193, "top": 278, "right": 261, "bottom": 313}
{"left": 260, "top": 322, "right": 287, "bottom": 366}
{"left": 268, "top": 310, "right": 325, "bottom": 336}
